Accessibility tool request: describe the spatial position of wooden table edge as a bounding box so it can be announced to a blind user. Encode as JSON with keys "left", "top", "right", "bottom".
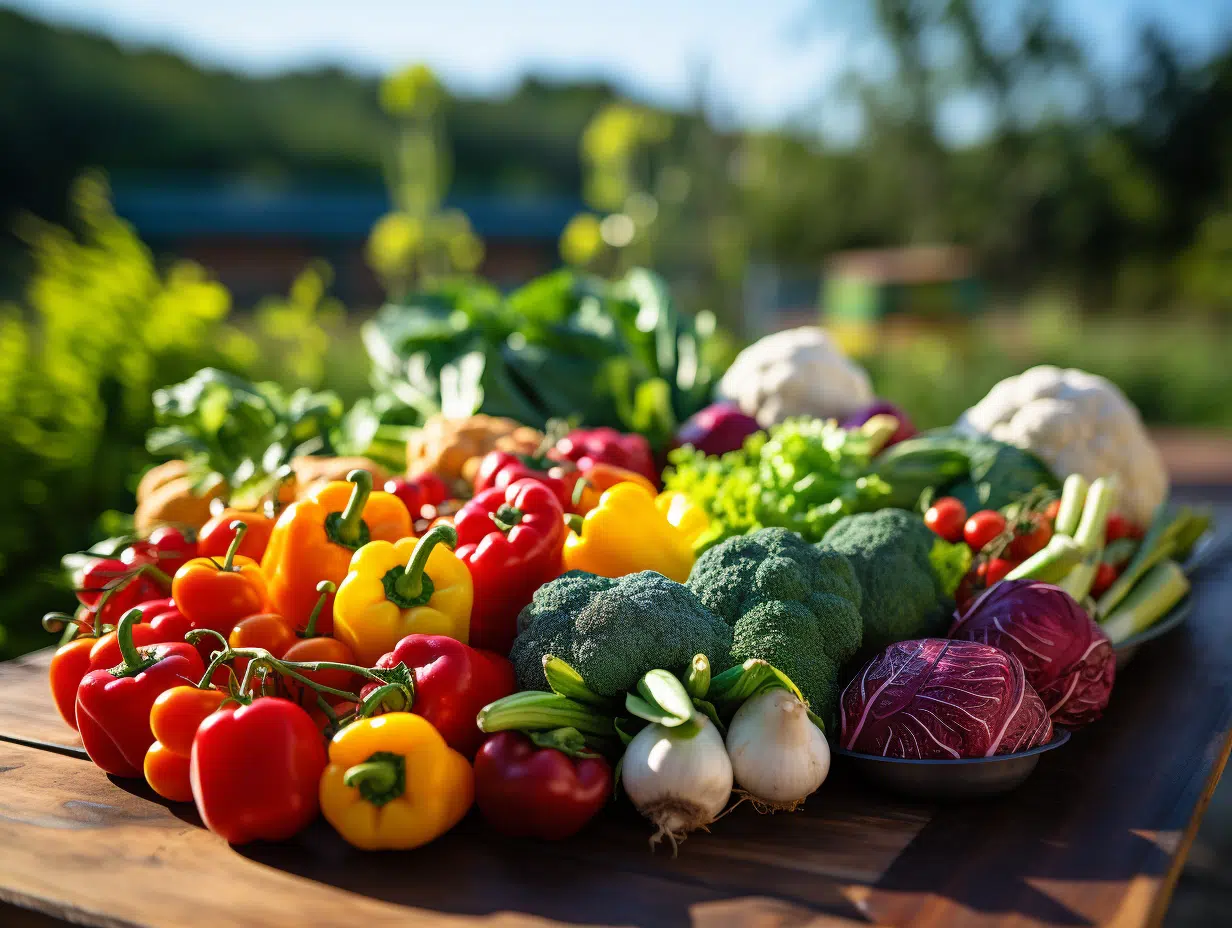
{"left": 1146, "top": 719, "right": 1232, "bottom": 927}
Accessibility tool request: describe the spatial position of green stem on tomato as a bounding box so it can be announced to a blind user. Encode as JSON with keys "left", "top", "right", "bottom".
{"left": 222, "top": 521, "right": 248, "bottom": 571}
{"left": 301, "top": 580, "right": 336, "bottom": 639}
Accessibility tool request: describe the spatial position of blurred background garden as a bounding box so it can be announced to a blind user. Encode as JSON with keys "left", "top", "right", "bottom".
{"left": 2, "top": 0, "right": 1232, "bottom": 657}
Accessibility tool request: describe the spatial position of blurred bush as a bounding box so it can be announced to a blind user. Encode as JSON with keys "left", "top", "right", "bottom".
{"left": 0, "top": 174, "right": 253, "bottom": 655}
{"left": 860, "top": 298, "right": 1232, "bottom": 431}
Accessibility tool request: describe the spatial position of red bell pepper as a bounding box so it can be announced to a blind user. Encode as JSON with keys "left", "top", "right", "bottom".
{"left": 190, "top": 696, "right": 328, "bottom": 844}
{"left": 552, "top": 427, "right": 657, "bottom": 485}
{"left": 454, "top": 479, "right": 565, "bottom": 654}
{"left": 474, "top": 731, "right": 612, "bottom": 840}
{"left": 86, "top": 598, "right": 193, "bottom": 670}
{"left": 384, "top": 473, "right": 449, "bottom": 520}
{"left": 359, "top": 634, "right": 516, "bottom": 758}
{"left": 473, "top": 450, "right": 570, "bottom": 510}
{"left": 75, "top": 609, "right": 206, "bottom": 777}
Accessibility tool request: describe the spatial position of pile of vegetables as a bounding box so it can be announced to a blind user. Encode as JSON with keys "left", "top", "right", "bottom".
{"left": 38, "top": 275, "right": 1215, "bottom": 859}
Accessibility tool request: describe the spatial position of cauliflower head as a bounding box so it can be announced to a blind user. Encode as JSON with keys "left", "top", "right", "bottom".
{"left": 955, "top": 365, "right": 1167, "bottom": 524}
{"left": 716, "top": 326, "right": 873, "bottom": 428}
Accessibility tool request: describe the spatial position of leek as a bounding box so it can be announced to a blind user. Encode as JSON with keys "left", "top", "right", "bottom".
{"left": 1059, "top": 476, "right": 1116, "bottom": 602}
{"left": 1054, "top": 474, "right": 1089, "bottom": 538}
{"left": 1100, "top": 559, "right": 1190, "bottom": 644}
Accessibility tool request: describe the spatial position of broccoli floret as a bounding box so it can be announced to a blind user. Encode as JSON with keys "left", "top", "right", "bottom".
{"left": 511, "top": 570, "right": 735, "bottom": 696}
{"left": 820, "top": 509, "right": 969, "bottom": 655}
{"left": 687, "top": 527, "right": 864, "bottom": 723}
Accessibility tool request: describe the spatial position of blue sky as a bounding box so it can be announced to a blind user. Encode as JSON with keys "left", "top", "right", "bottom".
{"left": 6, "top": 0, "right": 1232, "bottom": 137}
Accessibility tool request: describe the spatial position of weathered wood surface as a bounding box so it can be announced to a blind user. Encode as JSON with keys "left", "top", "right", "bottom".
{"left": 0, "top": 511, "right": 1229, "bottom": 927}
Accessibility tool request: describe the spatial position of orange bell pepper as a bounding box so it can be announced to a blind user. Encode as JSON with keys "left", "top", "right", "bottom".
{"left": 172, "top": 522, "right": 268, "bottom": 642}
{"left": 262, "top": 470, "right": 411, "bottom": 635}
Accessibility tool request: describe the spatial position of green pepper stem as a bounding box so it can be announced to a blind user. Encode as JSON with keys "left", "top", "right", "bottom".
{"left": 394, "top": 524, "right": 457, "bottom": 601}
{"left": 564, "top": 513, "right": 584, "bottom": 535}
{"left": 115, "top": 608, "right": 145, "bottom": 671}
{"left": 343, "top": 754, "right": 405, "bottom": 806}
{"left": 222, "top": 521, "right": 248, "bottom": 571}
{"left": 301, "top": 580, "right": 336, "bottom": 639}
{"left": 488, "top": 504, "right": 524, "bottom": 534}
{"left": 571, "top": 477, "right": 591, "bottom": 508}
{"left": 335, "top": 470, "right": 373, "bottom": 546}
{"left": 357, "top": 682, "right": 412, "bottom": 718}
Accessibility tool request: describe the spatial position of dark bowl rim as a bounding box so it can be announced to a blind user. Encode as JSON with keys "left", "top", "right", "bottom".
{"left": 833, "top": 727, "right": 1071, "bottom": 766}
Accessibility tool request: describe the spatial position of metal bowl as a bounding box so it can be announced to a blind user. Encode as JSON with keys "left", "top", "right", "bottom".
{"left": 833, "top": 729, "right": 1071, "bottom": 800}
{"left": 1112, "top": 598, "right": 1192, "bottom": 669}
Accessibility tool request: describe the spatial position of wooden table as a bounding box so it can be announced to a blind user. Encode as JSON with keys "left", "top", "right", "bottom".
{"left": 1, "top": 528, "right": 1230, "bottom": 927}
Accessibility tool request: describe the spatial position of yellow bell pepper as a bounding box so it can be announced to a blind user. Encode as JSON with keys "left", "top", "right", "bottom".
{"left": 319, "top": 712, "right": 473, "bottom": 851}
{"left": 333, "top": 524, "right": 473, "bottom": 666}
{"left": 563, "top": 481, "right": 695, "bottom": 582}
{"left": 654, "top": 490, "right": 710, "bottom": 547}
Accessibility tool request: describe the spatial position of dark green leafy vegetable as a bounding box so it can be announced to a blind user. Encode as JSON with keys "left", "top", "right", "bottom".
{"left": 874, "top": 429, "right": 1060, "bottom": 512}
{"left": 146, "top": 368, "right": 412, "bottom": 506}
{"left": 362, "top": 267, "right": 723, "bottom": 449}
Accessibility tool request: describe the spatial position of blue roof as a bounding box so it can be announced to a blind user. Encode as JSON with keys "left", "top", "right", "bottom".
{"left": 111, "top": 184, "right": 583, "bottom": 242}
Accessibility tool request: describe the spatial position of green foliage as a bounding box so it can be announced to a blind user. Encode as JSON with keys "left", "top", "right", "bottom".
{"left": 510, "top": 570, "right": 736, "bottom": 697}
{"left": 0, "top": 175, "right": 250, "bottom": 656}
{"left": 686, "top": 528, "right": 864, "bottom": 724}
{"left": 820, "top": 509, "right": 965, "bottom": 656}
{"left": 363, "top": 266, "right": 725, "bottom": 448}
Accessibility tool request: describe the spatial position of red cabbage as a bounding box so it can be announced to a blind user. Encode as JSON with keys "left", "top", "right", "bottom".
{"left": 949, "top": 578, "right": 1115, "bottom": 729}
{"left": 674, "top": 403, "right": 761, "bottom": 456}
{"left": 839, "top": 638, "right": 1053, "bottom": 759}
{"left": 840, "top": 400, "right": 917, "bottom": 447}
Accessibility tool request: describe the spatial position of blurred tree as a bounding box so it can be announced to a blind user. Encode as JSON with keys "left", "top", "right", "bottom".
{"left": 367, "top": 64, "right": 483, "bottom": 298}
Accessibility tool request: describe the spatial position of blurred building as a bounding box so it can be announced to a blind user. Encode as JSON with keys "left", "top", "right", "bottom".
{"left": 112, "top": 183, "right": 582, "bottom": 307}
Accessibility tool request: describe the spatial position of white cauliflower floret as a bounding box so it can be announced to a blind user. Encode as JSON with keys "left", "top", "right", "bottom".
{"left": 955, "top": 365, "right": 1167, "bottom": 524}
{"left": 716, "top": 326, "right": 873, "bottom": 428}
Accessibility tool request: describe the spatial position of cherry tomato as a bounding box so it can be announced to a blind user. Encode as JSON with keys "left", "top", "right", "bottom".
{"left": 417, "top": 472, "right": 449, "bottom": 506}
{"left": 198, "top": 509, "right": 274, "bottom": 562}
{"left": 384, "top": 477, "right": 424, "bottom": 519}
{"left": 978, "top": 557, "right": 1018, "bottom": 587}
{"left": 1043, "top": 499, "right": 1062, "bottom": 523}
{"left": 964, "top": 510, "right": 1008, "bottom": 552}
{"left": 1105, "top": 513, "right": 1143, "bottom": 544}
{"left": 924, "top": 497, "right": 967, "bottom": 543}
{"left": 1091, "top": 562, "right": 1118, "bottom": 598}
{"left": 1008, "top": 515, "right": 1053, "bottom": 560}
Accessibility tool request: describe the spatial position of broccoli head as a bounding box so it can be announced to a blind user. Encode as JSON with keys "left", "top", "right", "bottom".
{"left": 820, "top": 508, "right": 970, "bottom": 656}
{"left": 686, "top": 528, "right": 864, "bottom": 724}
{"left": 511, "top": 570, "right": 735, "bottom": 696}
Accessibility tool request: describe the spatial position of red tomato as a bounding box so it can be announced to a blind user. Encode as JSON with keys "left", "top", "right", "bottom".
{"left": 417, "top": 473, "right": 449, "bottom": 506}
{"left": 978, "top": 557, "right": 1017, "bottom": 587}
{"left": 125, "top": 527, "right": 197, "bottom": 577}
{"left": 1043, "top": 499, "right": 1062, "bottom": 523}
{"left": 1091, "top": 562, "right": 1118, "bottom": 598}
{"left": 1008, "top": 515, "right": 1053, "bottom": 560}
{"left": 964, "top": 510, "right": 1008, "bottom": 552}
{"left": 1105, "top": 513, "right": 1142, "bottom": 544}
{"left": 924, "top": 497, "right": 967, "bottom": 543}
